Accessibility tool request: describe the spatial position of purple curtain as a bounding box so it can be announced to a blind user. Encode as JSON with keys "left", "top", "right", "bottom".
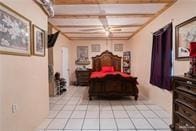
{"left": 150, "top": 23, "right": 172, "bottom": 91}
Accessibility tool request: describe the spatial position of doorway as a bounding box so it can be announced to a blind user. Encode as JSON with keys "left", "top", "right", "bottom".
{"left": 62, "top": 47, "right": 69, "bottom": 87}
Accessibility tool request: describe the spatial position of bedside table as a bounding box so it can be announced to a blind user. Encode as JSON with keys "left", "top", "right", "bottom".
{"left": 75, "top": 69, "right": 91, "bottom": 86}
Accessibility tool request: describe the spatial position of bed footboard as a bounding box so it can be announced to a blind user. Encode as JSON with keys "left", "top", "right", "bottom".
{"left": 89, "top": 74, "right": 138, "bottom": 100}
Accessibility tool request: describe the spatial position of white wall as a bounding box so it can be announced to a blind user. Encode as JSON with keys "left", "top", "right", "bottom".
{"left": 0, "top": 0, "right": 49, "bottom": 131}
{"left": 127, "top": 0, "right": 196, "bottom": 113}
{"left": 52, "top": 28, "right": 71, "bottom": 75}
{"left": 0, "top": 57, "right": 2, "bottom": 131}
{"left": 69, "top": 40, "right": 128, "bottom": 82}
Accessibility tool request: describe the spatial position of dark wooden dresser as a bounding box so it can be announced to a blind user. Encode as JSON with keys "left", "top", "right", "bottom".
{"left": 171, "top": 76, "right": 196, "bottom": 131}
{"left": 76, "top": 69, "right": 91, "bottom": 86}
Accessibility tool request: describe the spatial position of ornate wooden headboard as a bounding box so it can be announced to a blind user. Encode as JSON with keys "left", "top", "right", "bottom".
{"left": 92, "top": 50, "right": 121, "bottom": 71}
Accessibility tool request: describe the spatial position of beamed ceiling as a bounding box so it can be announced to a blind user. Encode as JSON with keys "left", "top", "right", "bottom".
{"left": 49, "top": 0, "right": 176, "bottom": 40}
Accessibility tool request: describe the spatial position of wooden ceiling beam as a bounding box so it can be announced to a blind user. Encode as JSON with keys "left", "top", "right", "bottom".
{"left": 56, "top": 24, "right": 142, "bottom": 28}
{"left": 69, "top": 37, "right": 129, "bottom": 40}
{"left": 63, "top": 32, "right": 134, "bottom": 34}
{"left": 54, "top": 0, "right": 175, "bottom": 5}
{"left": 53, "top": 13, "right": 154, "bottom": 19}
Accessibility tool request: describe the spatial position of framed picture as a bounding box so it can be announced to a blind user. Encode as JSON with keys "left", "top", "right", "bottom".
{"left": 0, "top": 3, "right": 31, "bottom": 56}
{"left": 114, "top": 44, "right": 123, "bottom": 51}
{"left": 77, "top": 46, "right": 88, "bottom": 60}
{"left": 175, "top": 17, "right": 196, "bottom": 60}
{"left": 91, "top": 44, "right": 100, "bottom": 52}
{"left": 33, "top": 25, "right": 45, "bottom": 56}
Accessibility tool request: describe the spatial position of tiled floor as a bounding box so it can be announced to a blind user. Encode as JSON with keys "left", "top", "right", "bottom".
{"left": 36, "top": 86, "right": 172, "bottom": 131}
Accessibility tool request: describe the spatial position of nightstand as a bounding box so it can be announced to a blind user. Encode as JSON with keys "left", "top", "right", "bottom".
{"left": 75, "top": 69, "right": 91, "bottom": 86}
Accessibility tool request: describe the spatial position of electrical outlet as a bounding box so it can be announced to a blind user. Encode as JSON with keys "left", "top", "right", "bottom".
{"left": 12, "top": 104, "right": 17, "bottom": 113}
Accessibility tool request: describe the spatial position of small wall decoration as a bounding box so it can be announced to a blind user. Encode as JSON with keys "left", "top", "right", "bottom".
{"left": 91, "top": 44, "right": 100, "bottom": 52}
{"left": 114, "top": 44, "right": 123, "bottom": 51}
{"left": 76, "top": 46, "right": 90, "bottom": 65}
{"left": 33, "top": 25, "right": 45, "bottom": 56}
{"left": 175, "top": 17, "right": 196, "bottom": 60}
{"left": 0, "top": 3, "right": 31, "bottom": 56}
{"left": 123, "top": 51, "right": 131, "bottom": 74}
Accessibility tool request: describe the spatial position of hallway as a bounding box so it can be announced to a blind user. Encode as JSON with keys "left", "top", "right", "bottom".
{"left": 36, "top": 86, "right": 171, "bottom": 131}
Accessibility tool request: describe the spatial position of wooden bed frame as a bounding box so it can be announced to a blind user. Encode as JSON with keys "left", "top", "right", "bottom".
{"left": 89, "top": 50, "right": 139, "bottom": 100}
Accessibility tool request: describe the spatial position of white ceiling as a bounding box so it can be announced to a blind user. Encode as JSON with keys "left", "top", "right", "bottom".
{"left": 49, "top": 0, "right": 176, "bottom": 40}
{"left": 53, "top": 4, "right": 166, "bottom": 14}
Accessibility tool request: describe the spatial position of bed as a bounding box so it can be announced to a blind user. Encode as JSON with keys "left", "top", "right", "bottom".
{"left": 89, "top": 50, "right": 139, "bottom": 100}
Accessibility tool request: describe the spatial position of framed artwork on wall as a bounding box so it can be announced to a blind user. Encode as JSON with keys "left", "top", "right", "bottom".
{"left": 114, "top": 44, "right": 123, "bottom": 51}
{"left": 91, "top": 44, "right": 100, "bottom": 52}
{"left": 75, "top": 46, "right": 90, "bottom": 65}
{"left": 175, "top": 17, "right": 196, "bottom": 60}
{"left": 0, "top": 3, "right": 31, "bottom": 56}
{"left": 33, "top": 25, "right": 45, "bottom": 56}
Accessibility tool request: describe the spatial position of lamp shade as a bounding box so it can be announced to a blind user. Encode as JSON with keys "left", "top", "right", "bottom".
{"left": 189, "top": 42, "right": 196, "bottom": 57}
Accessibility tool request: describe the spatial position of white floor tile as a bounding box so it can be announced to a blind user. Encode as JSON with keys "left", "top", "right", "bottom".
{"left": 136, "top": 130, "right": 154, "bottom": 131}
{"left": 140, "top": 110, "right": 159, "bottom": 118}
{"left": 127, "top": 111, "right": 144, "bottom": 118}
{"left": 37, "top": 119, "right": 53, "bottom": 129}
{"left": 66, "top": 100, "right": 78, "bottom": 105}
{"left": 86, "top": 111, "right": 99, "bottom": 118}
{"left": 100, "top": 100, "right": 110, "bottom": 105}
{"left": 78, "top": 100, "right": 89, "bottom": 105}
{"left": 135, "top": 105, "right": 149, "bottom": 110}
{"left": 162, "top": 118, "right": 172, "bottom": 125}
{"left": 48, "top": 111, "right": 59, "bottom": 118}
{"left": 82, "top": 119, "right": 99, "bottom": 129}
{"left": 147, "top": 118, "right": 169, "bottom": 129}
{"left": 88, "top": 100, "right": 100, "bottom": 105}
{"left": 36, "top": 86, "right": 172, "bottom": 131}
{"left": 156, "top": 129, "right": 171, "bottom": 131}
{"left": 64, "top": 119, "right": 83, "bottom": 129}
{"left": 154, "top": 110, "right": 170, "bottom": 118}
{"left": 47, "top": 119, "right": 68, "bottom": 129}
{"left": 124, "top": 105, "right": 138, "bottom": 111}
{"left": 62, "top": 105, "right": 75, "bottom": 111}
{"left": 56, "top": 111, "right": 72, "bottom": 118}
{"left": 112, "top": 105, "right": 124, "bottom": 110}
{"left": 110, "top": 101, "right": 121, "bottom": 105}
{"left": 147, "top": 105, "right": 164, "bottom": 111}
{"left": 113, "top": 111, "right": 129, "bottom": 118}
{"left": 63, "top": 130, "right": 80, "bottom": 131}
{"left": 118, "top": 130, "right": 136, "bottom": 131}
{"left": 100, "top": 119, "right": 117, "bottom": 130}
{"left": 131, "top": 118, "right": 153, "bottom": 130}
{"left": 82, "top": 130, "right": 99, "bottom": 131}
{"left": 56, "top": 100, "right": 67, "bottom": 105}
{"left": 71, "top": 111, "right": 86, "bottom": 118}
{"left": 100, "top": 111, "right": 114, "bottom": 118}
{"left": 100, "top": 105, "right": 112, "bottom": 111}
{"left": 87, "top": 105, "right": 99, "bottom": 111}
{"left": 75, "top": 105, "right": 88, "bottom": 110}
{"left": 116, "top": 119, "right": 135, "bottom": 129}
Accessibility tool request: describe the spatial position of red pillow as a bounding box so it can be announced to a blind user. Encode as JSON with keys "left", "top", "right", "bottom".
{"left": 101, "top": 66, "right": 114, "bottom": 72}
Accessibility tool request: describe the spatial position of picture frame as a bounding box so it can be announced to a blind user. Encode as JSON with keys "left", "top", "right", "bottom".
{"left": 77, "top": 46, "right": 88, "bottom": 60}
{"left": 0, "top": 3, "right": 31, "bottom": 56}
{"left": 175, "top": 17, "right": 196, "bottom": 60}
{"left": 33, "top": 25, "right": 45, "bottom": 56}
{"left": 91, "top": 44, "right": 100, "bottom": 52}
{"left": 114, "top": 44, "right": 123, "bottom": 51}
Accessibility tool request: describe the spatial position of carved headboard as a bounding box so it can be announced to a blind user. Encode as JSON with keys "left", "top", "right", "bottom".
{"left": 92, "top": 50, "right": 121, "bottom": 71}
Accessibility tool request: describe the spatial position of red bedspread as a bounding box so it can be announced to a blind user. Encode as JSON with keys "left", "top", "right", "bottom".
{"left": 90, "top": 71, "right": 131, "bottom": 79}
